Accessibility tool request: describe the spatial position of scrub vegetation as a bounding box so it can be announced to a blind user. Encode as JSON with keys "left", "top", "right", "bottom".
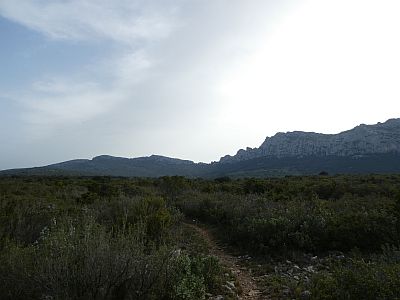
{"left": 1, "top": 174, "right": 400, "bottom": 299}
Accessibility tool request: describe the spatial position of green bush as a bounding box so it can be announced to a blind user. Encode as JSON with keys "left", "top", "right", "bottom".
{"left": 178, "top": 188, "right": 400, "bottom": 254}
{"left": 311, "top": 258, "right": 400, "bottom": 300}
{"left": 0, "top": 216, "right": 172, "bottom": 299}
{"left": 2, "top": 175, "right": 400, "bottom": 299}
{"left": 167, "top": 254, "right": 224, "bottom": 300}
{"left": 0, "top": 178, "right": 226, "bottom": 300}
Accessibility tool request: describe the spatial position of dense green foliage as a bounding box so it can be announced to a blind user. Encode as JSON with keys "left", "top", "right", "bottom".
{"left": 1, "top": 174, "right": 400, "bottom": 299}
{"left": 310, "top": 247, "right": 400, "bottom": 299}
{"left": 178, "top": 175, "right": 400, "bottom": 254}
{"left": 0, "top": 177, "right": 225, "bottom": 300}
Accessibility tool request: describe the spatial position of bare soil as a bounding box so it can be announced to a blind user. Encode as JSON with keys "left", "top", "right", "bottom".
{"left": 186, "top": 222, "right": 264, "bottom": 300}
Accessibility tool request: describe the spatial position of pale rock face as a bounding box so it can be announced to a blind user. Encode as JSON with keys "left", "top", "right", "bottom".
{"left": 220, "top": 119, "right": 400, "bottom": 163}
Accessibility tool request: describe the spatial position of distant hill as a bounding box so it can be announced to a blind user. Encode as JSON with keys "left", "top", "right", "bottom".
{"left": 2, "top": 118, "right": 400, "bottom": 178}
{"left": 1, "top": 155, "right": 207, "bottom": 177}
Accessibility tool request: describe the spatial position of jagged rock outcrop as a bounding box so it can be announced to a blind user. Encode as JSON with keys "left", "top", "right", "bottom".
{"left": 220, "top": 119, "right": 400, "bottom": 163}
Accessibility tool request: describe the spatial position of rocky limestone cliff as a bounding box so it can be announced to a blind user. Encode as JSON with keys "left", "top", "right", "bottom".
{"left": 220, "top": 119, "right": 400, "bottom": 163}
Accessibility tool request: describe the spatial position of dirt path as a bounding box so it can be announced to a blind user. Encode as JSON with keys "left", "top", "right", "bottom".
{"left": 186, "top": 222, "right": 263, "bottom": 300}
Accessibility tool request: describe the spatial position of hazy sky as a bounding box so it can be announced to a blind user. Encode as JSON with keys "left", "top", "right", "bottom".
{"left": 1, "top": 0, "right": 400, "bottom": 169}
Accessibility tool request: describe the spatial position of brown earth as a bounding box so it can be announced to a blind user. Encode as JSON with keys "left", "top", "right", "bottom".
{"left": 186, "top": 222, "right": 264, "bottom": 300}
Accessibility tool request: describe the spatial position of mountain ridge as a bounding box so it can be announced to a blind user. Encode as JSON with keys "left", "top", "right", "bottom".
{"left": 220, "top": 118, "right": 400, "bottom": 163}
{"left": 2, "top": 118, "right": 400, "bottom": 177}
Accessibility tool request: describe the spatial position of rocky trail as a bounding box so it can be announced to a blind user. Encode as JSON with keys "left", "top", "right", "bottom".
{"left": 186, "top": 222, "right": 264, "bottom": 300}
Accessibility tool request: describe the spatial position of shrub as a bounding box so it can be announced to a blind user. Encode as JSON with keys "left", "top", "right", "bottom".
{"left": 166, "top": 254, "right": 224, "bottom": 300}
{"left": 0, "top": 216, "right": 172, "bottom": 299}
{"left": 311, "top": 256, "right": 400, "bottom": 299}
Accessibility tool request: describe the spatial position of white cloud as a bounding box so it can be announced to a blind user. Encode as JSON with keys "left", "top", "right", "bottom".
{"left": 19, "top": 50, "right": 155, "bottom": 135}
{"left": 216, "top": 0, "right": 400, "bottom": 148}
{"left": 2, "top": 0, "right": 399, "bottom": 168}
{"left": 0, "top": 0, "right": 178, "bottom": 43}
{"left": 2, "top": 1, "right": 295, "bottom": 168}
{"left": 24, "top": 81, "right": 113, "bottom": 126}
{"left": 0, "top": 1, "right": 174, "bottom": 138}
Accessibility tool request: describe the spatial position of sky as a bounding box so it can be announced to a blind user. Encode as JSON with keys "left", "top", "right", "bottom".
{"left": 1, "top": 0, "right": 400, "bottom": 169}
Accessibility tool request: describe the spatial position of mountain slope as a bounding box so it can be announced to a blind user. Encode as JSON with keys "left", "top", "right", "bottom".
{"left": 2, "top": 118, "right": 400, "bottom": 177}
{"left": 1, "top": 155, "right": 207, "bottom": 177}
{"left": 220, "top": 118, "right": 400, "bottom": 163}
